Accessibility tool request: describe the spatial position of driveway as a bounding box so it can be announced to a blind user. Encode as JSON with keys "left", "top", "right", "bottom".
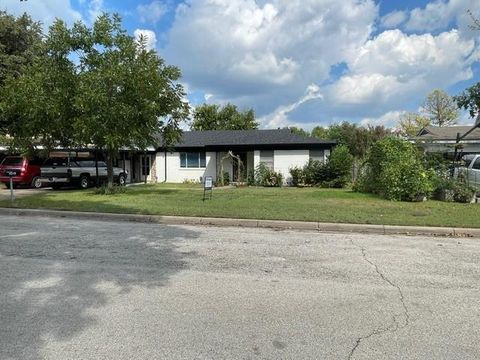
{"left": 0, "top": 215, "right": 479, "bottom": 359}
{"left": 0, "top": 186, "right": 50, "bottom": 200}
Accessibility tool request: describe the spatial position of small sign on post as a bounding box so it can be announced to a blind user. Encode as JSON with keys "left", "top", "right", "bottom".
{"left": 203, "top": 176, "right": 213, "bottom": 201}
{"left": 5, "top": 170, "right": 16, "bottom": 204}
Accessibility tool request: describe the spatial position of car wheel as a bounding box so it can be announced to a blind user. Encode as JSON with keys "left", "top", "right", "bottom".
{"left": 31, "top": 176, "right": 42, "bottom": 189}
{"left": 118, "top": 174, "right": 126, "bottom": 186}
{"left": 79, "top": 175, "right": 90, "bottom": 189}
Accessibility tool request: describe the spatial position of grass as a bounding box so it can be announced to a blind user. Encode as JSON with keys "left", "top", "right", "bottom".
{"left": 1, "top": 183, "right": 479, "bottom": 228}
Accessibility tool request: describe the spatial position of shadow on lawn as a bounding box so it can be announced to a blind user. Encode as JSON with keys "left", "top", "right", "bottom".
{"left": 0, "top": 215, "right": 200, "bottom": 359}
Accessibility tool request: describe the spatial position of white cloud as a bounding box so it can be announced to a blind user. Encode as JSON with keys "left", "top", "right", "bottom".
{"left": 360, "top": 110, "right": 407, "bottom": 128}
{"left": 327, "top": 29, "right": 478, "bottom": 110}
{"left": 1, "top": 0, "right": 82, "bottom": 28}
{"left": 162, "top": 0, "right": 480, "bottom": 128}
{"left": 134, "top": 29, "right": 158, "bottom": 50}
{"left": 86, "top": 0, "right": 104, "bottom": 23}
{"left": 380, "top": 10, "right": 407, "bottom": 28}
{"left": 137, "top": 1, "right": 168, "bottom": 24}
{"left": 259, "top": 84, "right": 323, "bottom": 129}
{"left": 164, "top": 0, "right": 377, "bottom": 104}
{"left": 404, "top": 0, "right": 480, "bottom": 36}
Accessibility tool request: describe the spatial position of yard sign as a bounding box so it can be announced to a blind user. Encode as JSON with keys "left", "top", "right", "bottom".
{"left": 203, "top": 176, "right": 213, "bottom": 201}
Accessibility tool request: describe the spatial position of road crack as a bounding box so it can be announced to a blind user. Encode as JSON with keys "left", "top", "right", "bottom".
{"left": 347, "top": 239, "right": 410, "bottom": 359}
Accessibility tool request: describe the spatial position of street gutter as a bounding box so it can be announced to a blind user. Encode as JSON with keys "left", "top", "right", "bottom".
{"left": 0, "top": 207, "right": 479, "bottom": 238}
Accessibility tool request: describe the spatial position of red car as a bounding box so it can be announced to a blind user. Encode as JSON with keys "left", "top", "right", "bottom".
{"left": 0, "top": 156, "right": 44, "bottom": 189}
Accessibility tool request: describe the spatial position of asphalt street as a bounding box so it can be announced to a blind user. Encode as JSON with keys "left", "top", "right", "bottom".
{"left": 0, "top": 215, "right": 479, "bottom": 359}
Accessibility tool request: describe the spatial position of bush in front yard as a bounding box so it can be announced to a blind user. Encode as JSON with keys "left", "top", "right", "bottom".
{"left": 357, "top": 137, "right": 434, "bottom": 201}
{"left": 255, "top": 163, "right": 283, "bottom": 187}
{"left": 326, "top": 145, "right": 354, "bottom": 188}
{"left": 288, "top": 145, "right": 353, "bottom": 188}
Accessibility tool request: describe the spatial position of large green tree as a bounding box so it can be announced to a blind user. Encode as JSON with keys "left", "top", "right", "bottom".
{"left": 421, "top": 89, "right": 458, "bottom": 127}
{"left": 73, "top": 14, "right": 188, "bottom": 186}
{"left": 1, "top": 13, "right": 189, "bottom": 187}
{"left": 0, "top": 11, "right": 43, "bottom": 134}
{"left": 1, "top": 20, "right": 78, "bottom": 153}
{"left": 191, "top": 103, "right": 258, "bottom": 130}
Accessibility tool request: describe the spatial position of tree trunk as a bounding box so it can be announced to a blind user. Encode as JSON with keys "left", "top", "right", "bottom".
{"left": 106, "top": 148, "right": 115, "bottom": 188}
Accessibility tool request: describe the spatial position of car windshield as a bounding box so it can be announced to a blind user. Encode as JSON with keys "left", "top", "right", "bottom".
{"left": 1, "top": 157, "right": 24, "bottom": 166}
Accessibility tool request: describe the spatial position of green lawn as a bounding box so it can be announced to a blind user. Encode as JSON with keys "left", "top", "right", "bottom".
{"left": 1, "top": 183, "right": 479, "bottom": 228}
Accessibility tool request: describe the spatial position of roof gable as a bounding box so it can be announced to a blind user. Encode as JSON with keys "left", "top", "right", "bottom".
{"left": 417, "top": 126, "right": 480, "bottom": 141}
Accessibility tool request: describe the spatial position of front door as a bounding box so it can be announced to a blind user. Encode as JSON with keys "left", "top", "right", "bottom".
{"left": 232, "top": 153, "right": 247, "bottom": 182}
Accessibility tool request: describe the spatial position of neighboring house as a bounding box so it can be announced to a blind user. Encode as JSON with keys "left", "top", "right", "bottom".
{"left": 150, "top": 129, "right": 336, "bottom": 184}
{"left": 415, "top": 125, "right": 480, "bottom": 156}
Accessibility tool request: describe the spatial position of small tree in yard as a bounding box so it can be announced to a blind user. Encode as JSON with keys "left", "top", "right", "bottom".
{"left": 327, "top": 145, "right": 354, "bottom": 188}
{"left": 74, "top": 14, "right": 188, "bottom": 188}
{"left": 356, "top": 137, "right": 434, "bottom": 201}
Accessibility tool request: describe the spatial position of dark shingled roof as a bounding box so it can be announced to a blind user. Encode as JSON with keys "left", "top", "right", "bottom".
{"left": 157, "top": 129, "right": 336, "bottom": 150}
{"left": 417, "top": 125, "right": 480, "bottom": 141}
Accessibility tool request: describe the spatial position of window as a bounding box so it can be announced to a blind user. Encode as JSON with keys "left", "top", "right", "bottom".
{"left": 260, "top": 150, "right": 274, "bottom": 169}
{"left": 473, "top": 158, "right": 480, "bottom": 170}
{"left": 309, "top": 149, "right": 325, "bottom": 162}
{"left": 180, "top": 152, "right": 206, "bottom": 168}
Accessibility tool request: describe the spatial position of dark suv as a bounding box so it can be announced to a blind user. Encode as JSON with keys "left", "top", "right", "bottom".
{"left": 0, "top": 156, "right": 44, "bottom": 189}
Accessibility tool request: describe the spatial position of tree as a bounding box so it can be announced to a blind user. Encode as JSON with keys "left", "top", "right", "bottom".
{"left": 455, "top": 83, "right": 480, "bottom": 124}
{"left": 1, "top": 13, "right": 188, "bottom": 188}
{"left": 421, "top": 89, "right": 458, "bottom": 127}
{"left": 73, "top": 14, "right": 188, "bottom": 187}
{"left": 398, "top": 112, "right": 431, "bottom": 137}
{"left": 0, "top": 11, "right": 43, "bottom": 134}
{"left": 311, "top": 126, "right": 329, "bottom": 139}
{"left": 191, "top": 103, "right": 258, "bottom": 130}
{"left": 324, "top": 122, "right": 390, "bottom": 158}
{"left": 1, "top": 20, "right": 78, "bottom": 154}
{"left": 287, "top": 126, "right": 310, "bottom": 137}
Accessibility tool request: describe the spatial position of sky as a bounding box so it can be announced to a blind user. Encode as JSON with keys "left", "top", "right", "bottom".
{"left": 2, "top": 0, "right": 480, "bottom": 129}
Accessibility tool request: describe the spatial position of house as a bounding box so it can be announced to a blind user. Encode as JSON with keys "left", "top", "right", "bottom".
{"left": 140, "top": 129, "right": 336, "bottom": 184}
{"left": 0, "top": 129, "right": 336, "bottom": 185}
{"left": 415, "top": 125, "right": 480, "bottom": 156}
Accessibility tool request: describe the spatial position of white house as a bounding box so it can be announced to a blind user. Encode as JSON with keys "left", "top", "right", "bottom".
{"left": 123, "top": 129, "right": 336, "bottom": 184}
{"left": 415, "top": 125, "right": 480, "bottom": 157}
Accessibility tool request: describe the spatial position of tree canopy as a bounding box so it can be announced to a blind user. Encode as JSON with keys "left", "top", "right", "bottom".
{"left": 455, "top": 83, "right": 480, "bottom": 124}
{"left": 421, "top": 89, "right": 458, "bottom": 127}
{"left": 0, "top": 11, "right": 43, "bottom": 135}
{"left": 191, "top": 103, "right": 258, "bottom": 130}
{"left": 1, "top": 13, "right": 189, "bottom": 187}
{"left": 398, "top": 112, "right": 431, "bottom": 137}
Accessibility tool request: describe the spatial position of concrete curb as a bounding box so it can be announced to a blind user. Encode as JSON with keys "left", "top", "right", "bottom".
{"left": 0, "top": 207, "right": 479, "bottom": 238}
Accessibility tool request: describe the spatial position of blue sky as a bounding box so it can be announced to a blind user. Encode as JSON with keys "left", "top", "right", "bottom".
{"left": 3, "top": 0, "right": 480, "bottom": 129}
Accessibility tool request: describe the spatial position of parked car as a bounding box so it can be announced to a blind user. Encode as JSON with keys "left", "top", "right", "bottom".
{"left": 456, "top": 154, "right": 480, "bottom": 191}
{"left": 41, "top": 155, "right": 128, "bottom": 189}
{"left": 0, "top": 156, "right": 44, "bottom": 189}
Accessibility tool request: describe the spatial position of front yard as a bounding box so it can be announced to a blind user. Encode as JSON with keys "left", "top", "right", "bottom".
{"left": 1, "top": 183, "right": 478, "bottom": 228}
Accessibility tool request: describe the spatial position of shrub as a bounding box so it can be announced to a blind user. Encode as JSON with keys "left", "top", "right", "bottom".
{"left": 452, "top": 181, "right": 475, "bottom": 203}
{"left": 326, "top": 145, "right": 354, "bottom": 188}
{"left": 94, "top": 184, "right": 127, "bottom": 195}
{"left": 358, "top": 137, "right": 434, "bottom": 201}
{"left": 289, "top": 166, "right": 304, "bottom": 186}
{"left": 255, "top": 163, "right": 283, "bottom": 187}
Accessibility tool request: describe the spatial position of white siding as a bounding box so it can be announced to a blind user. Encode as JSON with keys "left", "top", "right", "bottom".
{"left": 274, "top": 150, "right": 310, "bottom": 185}
{"left": 164, "top": 151, "right": 216, "bottom": 183}
{"left": 253, "top": 150, "right": 260, "bottom": 169}
{"left": 155, "top": 152, "right": 165, "bottom": 182}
